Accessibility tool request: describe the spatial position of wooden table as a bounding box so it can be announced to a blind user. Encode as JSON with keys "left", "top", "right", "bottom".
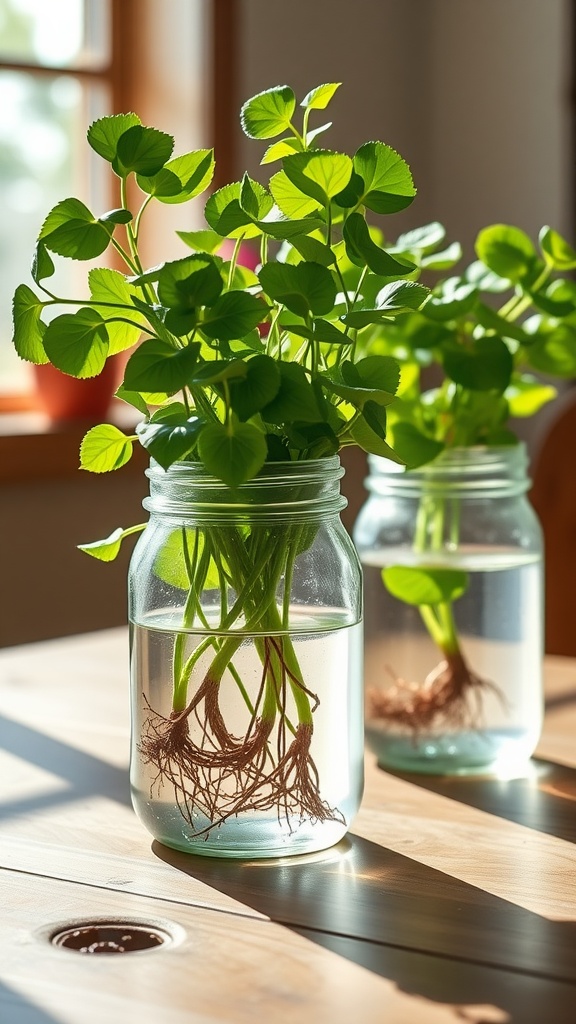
{"left": 1, "top": 630, "right": 575, "bottom": 1023}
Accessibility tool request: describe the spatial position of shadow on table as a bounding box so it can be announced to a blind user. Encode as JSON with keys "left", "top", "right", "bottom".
{"left": 381, "top": 757, "right": 576, "bottom": 845}
{"left": 0, "top": 980, "right": 62, "bottom": 1023}
{"left": 153, "top": 832, "right": 576, "bottom": 1024}
{"left": 0, "top": 713, "right": 131, "bottom": 819}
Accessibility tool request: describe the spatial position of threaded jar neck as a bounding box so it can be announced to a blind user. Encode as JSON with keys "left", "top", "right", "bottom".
{"left": 143, "top": 456, "right": 347, "bottom": 523}
{"left": 366, "top": 444, "right": 531, "bottom": 499}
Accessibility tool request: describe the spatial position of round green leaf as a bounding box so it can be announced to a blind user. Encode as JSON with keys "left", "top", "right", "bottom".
{"left": 137, "top": 411, "right": 204, "bottom": 468}
{"left": 12, "top": 284, "right": 48, "bottom": 364}
{"left": 442, "top": 336, "right": 513, "bottom": 392}
{"left": 527, "top": 325, "right": 576, "bottom": 377}
{"left": 386, "top": 421, "right": 444, "bottom": 469}
{"left": 115, "top": 125, "right": 174, "bottom": 176}
{"left": 240, "top": 86, "right": 296, "bottom": 140}
{"left": 282, "top": 150, "right": 353, "bottom": 206}
{"left": 475, "top": 224, "right": 536, "bottom": 283}
{"left": 88, "top": 268, "right": 144, "bottom": 355}
{"left": 349, "top": 141, "right": 416, "bottom": 214}
{"left": 382, "top": 565, "right": 469, "bottom": 606}
{"left": 261, "top": 138, "right": 302, "bottom": 165}
{"left": 258, "top": 260, "right": 336, "bottom": 318}
{"left": 200, "top": 291, "right": 267, "bottom": 341}
{"left": 80, "top": 424, "right": 134, "bottom": 473}
{"left": 228, "top": 355, "right": 280, "bottom": 421}
{"left": 87, "top": 113, "right": 141, "bottom": 161}
{"left": 269, "top": 170, "right": 323, "bottom": 219}
{"left": 344, "top": 212, "right": 415, "bottom": 275}
{"left": 139, "top": 149, "right": 215, "bottom": 205}
{"left": 153, "top": 529, "right": 221, "bottom": 590}
{"left": 539, "top": 225, "right": 576, "bottom": 271}
{"left": 40, "top": 198, "right": 112, "bottom": 260}
{"left": 198, "top": 421, "right": 267, "bottom": 486}
{"left": 43, "top": 309, "right": 109, "bottom": 378}
{"left": 506, "top": 376, "right": 557, "bottom": 417}
{"left": 123, "top": 339, "right": 201, "bottom": 394}
{"left": 204, "top": 181, "right": 267, "bottom": 238}
{"left": 261, "top": 362, "right": 322, "bottom": 425}
{"left": 394, "top": 222, "right": 446, "bottom": 254}
{"left": 156, "top": 255, "right": 223, "bottom": 311}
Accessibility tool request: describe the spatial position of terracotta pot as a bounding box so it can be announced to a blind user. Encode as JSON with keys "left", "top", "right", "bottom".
{"left": 32, "top": 358, "right": 122, "bottom": 423}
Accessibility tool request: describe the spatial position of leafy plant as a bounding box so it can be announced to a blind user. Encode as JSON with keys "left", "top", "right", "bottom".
{"left": 12, "top": 83, "right": 427, "bottom": 836}
{"left": 359, "top": 221, "right": 576, "bottom": 735}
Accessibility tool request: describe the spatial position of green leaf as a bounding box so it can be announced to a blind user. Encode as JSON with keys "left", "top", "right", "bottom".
{"left": 285, "top": 421, "right": 339, "bottom": 456}
{"left": 420, "top": 242, "right": 462, "bottom": 271}
{"left": 526, "top": 325, "right": 576, "bottom": 377}
{"left": 539, "top": 225, "right": 576, "bottom": 271}
{"left": 261, "top": 137, "right": 302, "bottom": 165}
{"left": 442, "top": 336, "right": 513, "bottom": 392}
{"left": 464, "top": 260, "right": 511, "bottom": 293}
{"left": 87, "top": 113, "right": 141, "bottom": 161}
{"left": 343, "top": 355, "right": 400, "bottom": 394}
{"left": 156, "top": 255, "right": 223, "bottom": 310}
{"left": 123, "top": 340, "right": 201, "bottom": 393}
{"left": 240, "top": 85, "right": 296, "bottom": 140}
{"left": 43, "top": 309, "right": 109, "bottom": 378}
{"left": 261, "top": 362, "right": 323, "bottom": 424}
{"left": 301, "top": 83, "right": 341, "bottom": 110}
{"left": 288, "top": 235, "right": 336, "bottom": 266}
{"left": 177, "top": 229, "right": 224, "bottom": 254}
{"left": 115, "top": 385, "right": 150, "bottom": 415}
{"left": 321, "top": 375, "right": 396, "bottom": 409}
{"left": 40, "top": 198, "right": 112, "bottom": 260}
{"left": 31, "top": 241, "right": 55, "bottom": 284}
{"left": 475, "top": 301, "right": 530, "bottom": 345}
{"left": 115, "top": 125, "right": 174, "bottom": 176}
{"left": 475, "top": 224, "right": 537, "bottom": 283}
{"left": 137, "top": 408, "right": 204, "bottom": 468}
{"left": 99, "top": 208, "right": 133, "bottom": 225}
{"left": 198, "top": 420, "right": 267, "bottom": 486}
{"left": 12, "top": 284, "right": 48, "bottom": 363}
{"left": 395, "top": 222, "right": 446, "bottom": 254}
{"left": 78, "top": 525, "right": 144, "bottom": 562}
{"left": 228, "top": 354, "right": 280, "bottom": 420}
{"left": 269, "top": 170, "right": 323, "bottom": 218}
{"left": 285, "top": 318, "right": 348, "bottom": 344}
{"left": 282, "top": 150, "right": 353, "bottom": 206}
{"left": 383, "top": 566, "right": 469, "bottom": 606}
{"left": 506, "top": 376, "right": 557, "bottom": 417}
{"left": 259, "top": 260, "right": 336, "bottom": 318}
{"left": 422, "top": 280, "right": 477, "bottom": 321}
{"left": 256, "top": 211, "right": 325, "bottom": 239}
{"left": 343, "top": 212, "right": 415, "bottom": 275}
{"left": 204, "top": 180, "right": 272, "bottom": 238}
{"left": 350, "top": 407, "right": 404, "bottom": 463}
{"left": 139, "top": 149, "right": 215, "bottom": 204}
{"left": 386, "top": 421, "right": 444, "bottom": 469}
{"left": 79, "top": 424, "right": 134, "bottom": 473}
{"left": 201, "top": 291, "right": 267, "bottom": 341}
{"left": 88, "top": 268, "right": 144, "bottom": 355}
{"left": 341, "top": 141, "right": 416, "bottom": 214}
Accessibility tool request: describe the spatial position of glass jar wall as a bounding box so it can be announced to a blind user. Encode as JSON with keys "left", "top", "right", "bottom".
{"left": 129, "top": 456, "right": 363, "bottom": 858}
{"left": 353, "top": 445, "right": 543, "bottom": 775}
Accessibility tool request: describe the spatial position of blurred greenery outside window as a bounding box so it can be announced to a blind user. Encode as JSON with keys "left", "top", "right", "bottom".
{"left": 0, "top": 0, "right": 112, "bottom": 398}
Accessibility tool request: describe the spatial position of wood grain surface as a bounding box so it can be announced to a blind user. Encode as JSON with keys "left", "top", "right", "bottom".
{"left": 1, "top": 629, "right": 576, "bottom": 1023}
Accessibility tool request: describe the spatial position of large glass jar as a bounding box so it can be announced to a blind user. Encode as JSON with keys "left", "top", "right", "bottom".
{"left": 353, "top": 445, "right": 543, "bottom": 775}
{"left": 129, "top": 456, "right": 363, "bottom": 858}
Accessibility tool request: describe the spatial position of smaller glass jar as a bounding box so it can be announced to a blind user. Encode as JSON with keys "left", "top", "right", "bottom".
{"left": 353, "top": 445, "right": 544, "bottom": 775}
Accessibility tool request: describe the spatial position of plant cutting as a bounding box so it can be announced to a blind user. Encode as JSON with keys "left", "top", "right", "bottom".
{"left": 12, "top": 82, "right": 429, "bottom": 853}
{"left": 353, "top": 220, "right": 576, "bottom": 771}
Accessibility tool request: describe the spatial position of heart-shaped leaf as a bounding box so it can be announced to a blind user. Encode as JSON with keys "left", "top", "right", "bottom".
{"left": 258, "top": 260, "right": 336, "bottom": 318}
{"left": 123, "top": 340, "right": 200, "bottom": 393}
{"left": 241, "top": 85, "right": 296, "bottom": 140}
{"left": 115, "top": 125, "right": 174, "bottom": 176}
{"left": 269, "top": 170, "right": 323, "bottom": 219}
{"left": 282, "top": 150, "right": 353, "bottom": 206}
{"left": 137, "top": 408, "right": 204, "bottom": 468}
{"left": 261, "top": 362, "right": 323, "bottom": 424}
{"left": 87, "top": 113, "right": 141, "bottom": 161}
{"left": 40, "top": 198, "right": 112, "bottom": 260}
{"left": 79, "top": 424, "right": 134, "bottom": 472}
{"left": 475, "top": 224, "right": 536, "bottom": 283}
{"left": 43, "top": 309, "right": 109, "bottom": 377}
{"left": 228, "top": 354, "right": 280, "bottom": 420}
{"left": 539, "top": 225, "right": 576, "bottom": 271}
{"left": 198, "top": 420, "right": 267, "bottom": 486}
{"left": 156, "top": 255, "right": 223, "bottom": 310}
{"left": 88, "top": 268, "right": 144, "bottom": 355}
{"left": 200, "top": 291, "right": 267, "bottom": 341}
{"left": 301, "top": 83, "right": 341, "bottom": 110}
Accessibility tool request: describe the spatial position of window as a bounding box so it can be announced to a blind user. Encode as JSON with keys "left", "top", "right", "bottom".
{"left": 0, "top": 0, "right": 121, "bottom": 399}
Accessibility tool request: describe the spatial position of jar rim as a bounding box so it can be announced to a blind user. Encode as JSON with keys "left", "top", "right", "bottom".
{"left": 146, "top": 454, "right": 344, "bottom": 487}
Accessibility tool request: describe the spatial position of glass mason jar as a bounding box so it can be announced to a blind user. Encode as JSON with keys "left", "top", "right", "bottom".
{"left": 128, "top": 456, "right": 364, "bottom": 858}
{"left": 353, "top": 445, "right": 544, "bottom": 775}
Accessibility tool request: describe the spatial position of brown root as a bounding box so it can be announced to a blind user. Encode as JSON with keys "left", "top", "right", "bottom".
{"left": 138, "top": 637, "right": 343, "bottom": 839}
{"left": 367, "top": 648, "right": 505, "bottom": 738}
